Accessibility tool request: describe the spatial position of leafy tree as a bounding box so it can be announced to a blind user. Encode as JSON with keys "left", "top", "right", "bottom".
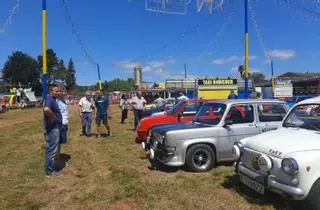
{"left": 3, "top": 51, "right": 39, "bottom": 87}
{"left": 65, "top": 58, "right": 76, "bottom": 90}
{"left": 37, "top": 49, "right": 60, "bottom": 84}
{"left": 250, "top": 72, "right": 267, "bottom": 84}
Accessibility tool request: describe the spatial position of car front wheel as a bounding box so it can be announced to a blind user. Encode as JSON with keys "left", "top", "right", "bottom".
{"left": 305, "top": 178, "right": 320, "bottom": 209}
{"left": 185, "top": 144, "right": 215, "bottom": 172}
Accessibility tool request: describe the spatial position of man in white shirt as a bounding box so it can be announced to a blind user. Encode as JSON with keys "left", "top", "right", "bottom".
{"left": 129, "top": 92, "right": 146, "bottom": 130}
{"left": 154, "top": 94, "right": 165, "bottom": 107}
{"left": 177, "top": 92, "right": 189, "bottom": 101}
{"left": 78, "top": 91, "right": 95, "bottom": 136}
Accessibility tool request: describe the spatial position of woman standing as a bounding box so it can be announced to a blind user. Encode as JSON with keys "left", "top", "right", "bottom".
{"left": 119, "top": 94, "right": 129, "bottom": 124}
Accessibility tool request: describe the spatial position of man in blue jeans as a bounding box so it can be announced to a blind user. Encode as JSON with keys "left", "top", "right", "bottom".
{"left": 43, "top": 84, "right": 62, "bottom": 177}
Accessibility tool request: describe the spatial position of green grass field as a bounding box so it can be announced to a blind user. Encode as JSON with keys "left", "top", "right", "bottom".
{"left": 0, "top": 106, "right": 290, "bottom": 209}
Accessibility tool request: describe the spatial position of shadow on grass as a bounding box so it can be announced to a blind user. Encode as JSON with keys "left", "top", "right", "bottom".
{"left": 147, "top": 159, "right": 180, "bottom": 173}
{"left": 55, "top": 153, "right": 71, "bottom": 172}
{"left": 221, "top": 174, "right": 302, "bottom": 210}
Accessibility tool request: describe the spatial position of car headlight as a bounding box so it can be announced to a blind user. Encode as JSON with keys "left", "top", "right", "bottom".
{"left": 258, "top": 154, "right": 273, "bottom": 172}
{"left": 281, "top": 158, "right": 299, "bottom": 175}
{"left": 232, "top": 141, "right": 244, "bottom": 160}
{"left": 232, "top": 145, "right": 241, "bottom": 160}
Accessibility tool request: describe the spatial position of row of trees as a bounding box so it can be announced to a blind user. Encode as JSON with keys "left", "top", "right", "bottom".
{"left": 2, "top": 49, "right": 76, "bottom": 95}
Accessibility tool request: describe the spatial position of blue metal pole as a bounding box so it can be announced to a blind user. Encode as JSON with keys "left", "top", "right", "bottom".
{"left": 42, "top": 0, "right": 48, "bottom": 101}
{"left": 244, "top": 0, "right": 249, "bottom": 99}
{"left": 97, "top": 64, "right": 102, "bottom": 91}
{"left": 271, "top": 60, "right": 275, "bottom": 98}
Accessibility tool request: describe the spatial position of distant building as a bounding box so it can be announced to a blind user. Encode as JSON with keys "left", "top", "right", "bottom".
{"left": 134, "top": 65, "right": 142, "bottom": 90}
{"left": 277, "top": 72, "right": 320, "bottom": 96}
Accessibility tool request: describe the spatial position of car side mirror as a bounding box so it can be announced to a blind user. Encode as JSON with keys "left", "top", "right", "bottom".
{"left": 177, "top": 113, "right": 183, "bottom": 121}
{"left": 223, "top": 119, "right": 234, "bottom": 127}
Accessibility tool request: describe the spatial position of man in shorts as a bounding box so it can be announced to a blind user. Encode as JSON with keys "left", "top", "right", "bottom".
{"left": 95, "top": 91, "right": 111, "bottom": 138}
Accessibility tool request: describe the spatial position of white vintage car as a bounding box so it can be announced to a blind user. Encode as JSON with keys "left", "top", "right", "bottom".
{"left": 233, "top": 96, "right": 320, "bottom": 208}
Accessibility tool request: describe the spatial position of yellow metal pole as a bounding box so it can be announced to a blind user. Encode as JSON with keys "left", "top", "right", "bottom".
{"left": 42, "top": 0, "right": 48, "bottom": 100}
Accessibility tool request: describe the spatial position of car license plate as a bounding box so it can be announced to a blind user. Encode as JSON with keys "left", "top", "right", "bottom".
{"left": 240, "top": 174, "right": 265, "bottom": 194}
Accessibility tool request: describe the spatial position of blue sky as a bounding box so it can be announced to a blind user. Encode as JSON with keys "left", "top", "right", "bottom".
{"left": 1, "top": 0, "right": 320, "bottom": 85}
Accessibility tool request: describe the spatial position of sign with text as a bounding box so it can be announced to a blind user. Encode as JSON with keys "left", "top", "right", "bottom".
{"left": 198, "top": 79, "right": 237, "bottom": 86}
{"left": 275, "top": 80, "right": 293, "bottom": 98}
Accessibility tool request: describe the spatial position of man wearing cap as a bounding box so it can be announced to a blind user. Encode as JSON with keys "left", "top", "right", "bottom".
{"left": 78, "top": 91, "right": 95, "bottom": 136}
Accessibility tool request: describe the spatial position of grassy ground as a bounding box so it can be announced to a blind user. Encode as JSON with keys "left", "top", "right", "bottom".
{"left": 0, "top": 105, "right": 291, "bottom": 209}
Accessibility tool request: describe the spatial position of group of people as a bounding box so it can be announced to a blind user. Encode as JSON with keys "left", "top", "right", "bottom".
{"left": 42, "top": 88, "right": 190, "bottom": 177}
{"left": 78, "top": 91, "right": 111, "bottom": 138}
{"left": 119, "top": 92, "right": 147, "bottom": 130}
{"left": 43, "top": 85, "right": 112, "bottom": 177}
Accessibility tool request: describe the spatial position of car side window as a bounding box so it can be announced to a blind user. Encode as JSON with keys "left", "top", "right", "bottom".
{"left": 183, "top": 102, "right": 201, "bottom": 116}
{"left": 226, "top": 104, "right": 254, "bottom": 124}
{"left": 258, "top": 103, "right": 287, "bottom": 122}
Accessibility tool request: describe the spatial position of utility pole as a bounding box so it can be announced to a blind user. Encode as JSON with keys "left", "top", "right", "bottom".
{"left": 244, "top": 0, "right": 249, "bottom": 99}
{"left": 42, "top": 0, "right": 48, "bottom": 100}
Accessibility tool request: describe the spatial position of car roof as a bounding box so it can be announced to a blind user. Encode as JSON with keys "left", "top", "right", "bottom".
{"left": 296, "top": 96, "right": 320, "bottom": 105}
{"left": 204, "top": 99, "right": 287, "bottom": 105}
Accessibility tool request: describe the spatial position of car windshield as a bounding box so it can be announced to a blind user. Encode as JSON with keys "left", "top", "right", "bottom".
{"left": 166, "top": 101, "right": 185, "bottom": 115}
{"left": 283, "top": 104, "right": 320, "bottom": 132}
{"left": 193, "top": 103, "right": 227, "bottom": 125}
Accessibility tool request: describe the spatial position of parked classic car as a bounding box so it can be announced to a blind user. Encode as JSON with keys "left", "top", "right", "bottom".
{"left": 142, "top": 99, "right": 178, "bottom": 118}
{"left": 233, "top": 96, "right": 320, "bottom": 208}
{"left": 144, "top": 99, "right": 289, "bottom": 172}
{"left": 136, "top": 99, "right": 209, "bottom": 143}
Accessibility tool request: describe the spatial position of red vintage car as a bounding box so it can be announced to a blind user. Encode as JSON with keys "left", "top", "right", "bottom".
{"left": 136, "top": 99, "right": 210, "bottom": 143}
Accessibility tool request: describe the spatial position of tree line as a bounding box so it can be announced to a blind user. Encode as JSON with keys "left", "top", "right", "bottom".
{"left": 1, "top": 49, "right": 136, "bottom": 96}
{"left": 1, "top": 49, "right": 76, "bottom": 96}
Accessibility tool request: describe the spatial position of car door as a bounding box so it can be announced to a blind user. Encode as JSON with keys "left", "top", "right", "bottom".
{"left": 218, "top": 104, "right": 260, "bottom": 161}
{"left": 178, "top": 101, "right": 202, "bottom": 122}
{"left": 256, "top": 103, "right": 288, "bottom": 133}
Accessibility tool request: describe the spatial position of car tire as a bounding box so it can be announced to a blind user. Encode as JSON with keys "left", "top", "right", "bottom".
{"left": 305, "top": 178, "right": 320, "bottom": 209}
{"left": 185, "top": 144, "right": 215, "bottom": 172}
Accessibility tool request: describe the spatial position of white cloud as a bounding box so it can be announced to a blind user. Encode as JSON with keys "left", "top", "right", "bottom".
{"left": 266, "top": 49, "right": 296, "bottom": 60}
{"left": 148, "top": 58, "right": 176, "bottom": 69}
{"left": 112, "top": 60, "right": 138, "bottom": 70}
{"left": 213, "top": 55, "right": 241, "bottom": 65}
{"left": 142, "top": 66, "right": 152, "bottom": 72}
{"left": 230, "top": 66, "right": 261, "bottom": 73}
{"left": 213, "top": 55, "right": 257, "bottom": 65}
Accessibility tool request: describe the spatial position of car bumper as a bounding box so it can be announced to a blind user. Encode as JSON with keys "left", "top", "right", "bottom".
{"left": 136, "top": 130, "right": 148, "bottom": 142}
{"left": 235, "top": 162, "right": 305, "bottom": 198}
{"left": 148, "top": 147, "right": 184, "bottom": 167}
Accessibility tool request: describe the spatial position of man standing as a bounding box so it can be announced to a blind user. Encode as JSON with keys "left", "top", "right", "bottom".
{"left": 154, "top": 94, "right": 165, "bottom": 107}
{"left": 94, "top": 91, "right": 111, "bottom": 138}
{"left": 43, "top": 84, "right": 62, "bottom": 177}
{"left": 177, "top": 92, "right": 189, "bottom": 101}
{"left": 78, "top": 91, "right": 95, "bottom": 136}
{"left": 56, "top": 89, "right": 69, "bottom": 164}
{"left": 130, "top": 92, "right": 146, "bottom": 130}
{"left": 228, "top": 90, "right": 238, "bottom": 99}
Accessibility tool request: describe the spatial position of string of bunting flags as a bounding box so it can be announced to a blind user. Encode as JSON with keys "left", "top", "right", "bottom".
{"left": 131, "top": 14, "right": 217, "bottom": 64}
{"left": 0, "top": 0, "right": 20, "bottom": 33}
{"left": 275, "top": 0, "right": 320, "bottom": 22}
{"left": 248, "top": 0, "right": 270, "bottom": 62}
{"left": 61, "top": 0, "right": 97, "bottom": 65}
{"left": 198, "top": 0, "right": 238, "bottom": 60}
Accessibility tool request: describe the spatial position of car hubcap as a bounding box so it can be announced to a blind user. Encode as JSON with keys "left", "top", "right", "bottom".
{"left": 192, "top": 149, "right": 211, "bottom": 170}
